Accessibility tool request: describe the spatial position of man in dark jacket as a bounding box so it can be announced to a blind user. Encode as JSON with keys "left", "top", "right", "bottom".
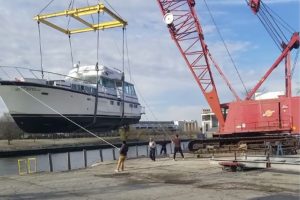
{"left": 172, "top": 134, "right": 184, "bottom": 161}
{"left": 115, "top": 141, "right": 128, "bottom": 172}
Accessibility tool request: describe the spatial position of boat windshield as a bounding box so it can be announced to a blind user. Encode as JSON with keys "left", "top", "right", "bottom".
{"left": 116, "top": 81, "right": 136, "bottom": 96}
{"left": 100, "top": 77, "right": 115, "bottom": 88}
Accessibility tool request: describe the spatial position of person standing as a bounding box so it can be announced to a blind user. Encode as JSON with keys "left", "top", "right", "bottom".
{"left": 149, "top": 138, "right": 156, "bottom": 161}
{"left": 115, "top": 141, "right": 128, "bottom": 172}
{"left": 160, "top": 140, "right": 167, "bottom": 155}
{"left": 172, "top": 134, "right": 184, "bottom": 161}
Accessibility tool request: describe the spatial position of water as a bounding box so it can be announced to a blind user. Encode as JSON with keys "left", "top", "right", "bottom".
{"left": 0, "top": 142, "right": 188, "bottom": 176}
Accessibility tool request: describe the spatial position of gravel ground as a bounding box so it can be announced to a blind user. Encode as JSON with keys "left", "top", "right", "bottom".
{"left": 0, "top": 156, "right": 299, "bottom": 200}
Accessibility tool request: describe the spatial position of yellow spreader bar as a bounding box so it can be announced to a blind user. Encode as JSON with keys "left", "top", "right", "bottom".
{"left": 33, "top": 3, "right": 127, "bottom": 35}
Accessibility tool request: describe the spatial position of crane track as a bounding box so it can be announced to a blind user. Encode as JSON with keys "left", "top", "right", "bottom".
{"left": 188, "top": 135, "right": 298, "bottom": 152}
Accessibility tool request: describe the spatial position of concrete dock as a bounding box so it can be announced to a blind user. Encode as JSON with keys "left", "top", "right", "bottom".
{"left": 0, "top": 156, "right": 299, "bottom": 200}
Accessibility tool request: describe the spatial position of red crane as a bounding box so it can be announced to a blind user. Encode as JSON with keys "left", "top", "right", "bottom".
{"left": 156, "top": 0, "right": 299, "bottom": 140}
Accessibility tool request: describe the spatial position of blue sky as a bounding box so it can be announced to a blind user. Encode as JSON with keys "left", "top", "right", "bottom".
{"left": 0, "top": 0, "right": 299, "bottom": 123}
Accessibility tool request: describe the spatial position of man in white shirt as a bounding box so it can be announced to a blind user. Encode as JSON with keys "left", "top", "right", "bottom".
{"left": 149, "top": 138, "right": 156, "bottom": 161}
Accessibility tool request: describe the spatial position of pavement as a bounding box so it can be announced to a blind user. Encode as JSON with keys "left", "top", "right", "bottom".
{"left": 0, "top": 156, "right": 299, "bottom": 200}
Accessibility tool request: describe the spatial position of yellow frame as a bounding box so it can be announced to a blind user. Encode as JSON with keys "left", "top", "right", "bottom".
{"left": 27, "top": 158, "right": 37, "bottom": 174}
{"left": 34, "top": 3, "right": 127, "bottom": 35}
{"left": 18, "top": 159, "right": 27, "bottom": 175}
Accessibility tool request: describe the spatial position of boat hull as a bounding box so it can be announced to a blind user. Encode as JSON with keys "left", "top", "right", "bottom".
{"left": 11, "top": 114, "right": 140, "bottom": 133}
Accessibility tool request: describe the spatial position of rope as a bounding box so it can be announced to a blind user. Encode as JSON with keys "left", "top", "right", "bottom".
{"left": 17, "top": 86, "right": 120, "bottom": 150}
{"left": 0, "top": 66, "right": 120, "bottom": 150}
{"left": 203, "top": 0, "right": 248, "bottom": 95}
{"left": 37, "top": 22, "right": 44, "bottom": 79}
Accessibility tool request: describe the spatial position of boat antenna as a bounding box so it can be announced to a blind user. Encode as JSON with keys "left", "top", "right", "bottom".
{"left": 93, "top": 9, "right": 101, "bottom": 124}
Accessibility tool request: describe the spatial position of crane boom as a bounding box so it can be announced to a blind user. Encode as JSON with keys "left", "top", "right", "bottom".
{"left": 156, "top": 0, "right": 226, "bottom": 130}
{"left": 246, "top": 32, "right": 299, "bottom": 100}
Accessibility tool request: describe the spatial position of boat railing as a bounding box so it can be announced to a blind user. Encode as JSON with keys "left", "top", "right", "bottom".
{"left": 0, "top": 65, "right": 93, "bottom": 85}
{"left": 0, "top": 66, "right": 122, "bottom": 97}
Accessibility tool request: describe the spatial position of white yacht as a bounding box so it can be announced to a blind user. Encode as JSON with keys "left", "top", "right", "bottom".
{"left": 0, "top": 64, "right": 143, "bottom": 133}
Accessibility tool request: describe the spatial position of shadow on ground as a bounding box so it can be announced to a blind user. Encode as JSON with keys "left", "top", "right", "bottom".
{"left": 249, "top": 193, "right": 300, "bottom": 200}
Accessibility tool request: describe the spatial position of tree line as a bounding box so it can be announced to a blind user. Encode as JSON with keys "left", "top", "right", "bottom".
{"left": 0, "top": 113, "right": 23, "bottom": 144}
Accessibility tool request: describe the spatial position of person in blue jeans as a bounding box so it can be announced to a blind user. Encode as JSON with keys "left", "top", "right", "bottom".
{"left": 149, "top": 138, "right": 156, "bottom": 161}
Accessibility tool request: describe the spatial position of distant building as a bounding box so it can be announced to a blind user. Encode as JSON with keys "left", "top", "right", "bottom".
{"left": 201, "top": 108, "right": 218, "bottom": 135}
{"left": 131, "top": 121, "right": 178, "bottom": 132}
{"left": 254, "top": 91, "right": 284, "bottom": 100}
{"left": 131, "top": 120, "right": 199, "bottom": 133}
{"left": 174, "top": 120, "right": 199, "bottom": 132}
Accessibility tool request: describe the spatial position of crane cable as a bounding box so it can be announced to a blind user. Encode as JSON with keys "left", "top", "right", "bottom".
{"left": 67, "top": 0, "right": 75, "bottom": 68}
{"left": 93, "top": 8, "right": 101, "bottom": 124}
{"left": 38, "top": 0, "right": 55, "bottom": 14}
{"left": 291, "top": 49, "right": 299, "bottom": 78}
{"left": 260, "top": 4, "right": 288, "bottom": 44}
{"left": 86, "top": 0, "right": 95, "bottom": 24}
{"left": 203, "top": 0, "right": 248, "bottom": 95}
{"left": 246, "top": 1, "right": 299, "bottom": 81}
{"left": 249, "top": 0, "right": 295, "bottom": 51}
{"left": 124, "top": 30, "right": 132, "bottom": 83}
{"left": 37, "top": 22, "right": 44, "bottom": 79}
{"left": 103, "top": 0, "right": 123, "bottom": 19}
{"left": 29, "top": 0, "right": 121, "bottom": 150}
{"left": 110, "top": 26, "right": 174, "bottom": 140}
{"left": 123, "top": 32, "right": 174, "bottom": 141}
{"left": 118, "top": 27, "right": 126, "bottom": 126}
{"left": 36, "top": 0, "right": 56, "bottom": 77}
{"left": 257, "top": 6, "right": 285, "bottom": 50}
